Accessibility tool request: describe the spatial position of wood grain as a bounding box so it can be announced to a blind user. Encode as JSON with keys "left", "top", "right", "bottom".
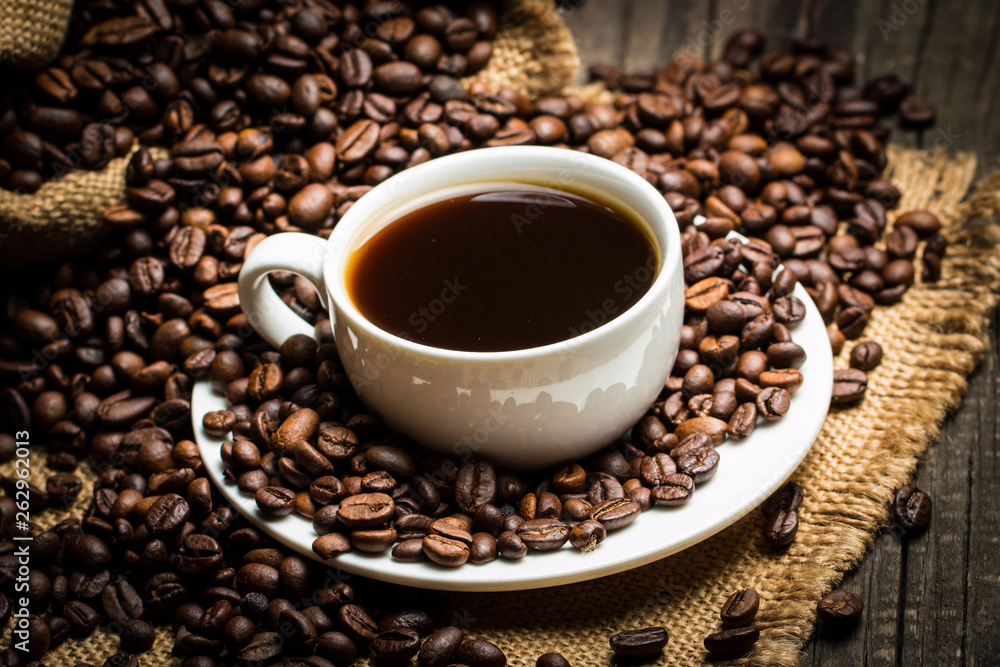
{"left": 563, "top": 1, "right": 1000, "bottom": 663}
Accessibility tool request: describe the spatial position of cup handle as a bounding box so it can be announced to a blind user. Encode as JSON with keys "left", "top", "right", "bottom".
{"left": 238, "top": 232, "right": 330, "bottom": 349}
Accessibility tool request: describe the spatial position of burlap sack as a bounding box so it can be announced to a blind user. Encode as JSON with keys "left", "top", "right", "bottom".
{"left": 0, "top": 0, "right": 577, "bottom": 270}
{"left": 4, "top": 148, "right": 999, "bottom": 666}
{"left": 0, "top": 0, "right": 73, "bottom": 69}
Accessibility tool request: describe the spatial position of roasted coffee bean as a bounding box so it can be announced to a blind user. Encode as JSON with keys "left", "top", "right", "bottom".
{"left": 144, "top": 494, "right": 190, "bottom": 536}
{"left": 63, "top": 600, "right": 100, "bottom": 635}
{"left": 23, "top": 614, "right": 50, "bottom": 660}
{"left": 763, "top": 509, "right": 799, "bottom": 547}
{"left": 373, "top": 627, "right": 422, "bottom": 661}
{"left": 831, "top": 368, "right": 868, "bottom": 405}
{"left": 455, "top": 460, "right": 496, "bottom": 513}
{"left": 896, "top": 210, "right": 942, "bottom": 238}
{"left": 609, "top": 626, "right": 669, "bottom": 659}
{"left": 892, "top": 484, "right": 932, "bottom": 534}
{"left": 422, "top": 534, "right": 471, "bottom": 566}
{"left": 337, "top": 603, "right": 378, "bottom": 644}
{"left": 849, "top": 340, "right": 883, "bottom": 371}
{"left": 568, "top": 518, "right": 607, "bottom": 551}
{"left": 721, "top": 588, "right": 760, "bottom": 627}
{"left": 588, "top": 498, "right": 640, "bottom": 530}
{"left": 418, "top": 626, "right": 465, "bottom": 667}
{"left": 337, "top": 493, "right": 394, "bottom": 527}
{"left": 816, "top": 589, "right": 864, "bottom": 628}
{"left": 120, "top": 619, "right": 155, "bottom": 653}
{"left": 498, "top": 530, "right": 527, "bottom": 560}
{"left": 704, "top": 625, "right": 760, "bottom": 655}
{"left": 237, "top": 631, "right": 283, "bottom": 666}
{"left": 255, "top": 486, "right": 296, "bottom": 516}
{"left": 536, "top": 652, "right": 572, "bottom": 667}
{"left": 650, "top": 473, "right": 695, "bottom": 506}
{"left": 102, "top": 580, "right": 144, "bottom": 624}
{"left": 756, "top": 387, "right": 791, "bottom": 420}
{"left": 899, "top": 96, "right": 936, "bottom": 127}
{"left": 677, "top": 447, "right": 721, "bottom": 484}
{"left": 761, "top": 481, "right": 804, "bottom": 515}
{"left": 517, "top": 518, "right": 570, "bottom": 550}
{"left": 454, "top": 638, "right": 507, "bottom": 667}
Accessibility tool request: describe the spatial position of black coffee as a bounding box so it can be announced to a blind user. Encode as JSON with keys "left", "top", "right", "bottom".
{"left": 346, "top": 182, "right": 659, "bottom": 352}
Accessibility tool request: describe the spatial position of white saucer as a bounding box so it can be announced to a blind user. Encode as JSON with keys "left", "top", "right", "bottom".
{"left": 191, "top": 281, "right": 831, "bottom": 592}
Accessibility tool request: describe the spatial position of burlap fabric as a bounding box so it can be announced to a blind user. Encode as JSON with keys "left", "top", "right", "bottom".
{"left": 0, "top": 0, "right": 73, "bottom": 69}
{"left": 0, "top": 0, "right": 577, "bottom": 270}
{"left": 4, "top": 148, "right": 999, "bottom": 665}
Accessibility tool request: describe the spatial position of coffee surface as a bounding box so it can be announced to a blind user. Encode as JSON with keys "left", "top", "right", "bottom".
{"left": 346, "top": 183, "right": 658, "bottom": 352}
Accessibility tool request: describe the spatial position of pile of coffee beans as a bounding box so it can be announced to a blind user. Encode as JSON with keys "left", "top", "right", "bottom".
{"left": 0, "top": 1, "right": 950, "bottom": 660}
{"left": 205, "top": 231, "right": 809, "bottom": 566}
{"left": 703, "top": 587, "right": 761, "bottom": 656}
{"left": 0, "top": 0, "right": 500, "bottom": 193}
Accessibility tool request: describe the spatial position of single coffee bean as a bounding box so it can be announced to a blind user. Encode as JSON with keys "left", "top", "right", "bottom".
{"left": 373, "top": 627, "right": 422, "bottom": 661}
{"left": 761, "top": 481, "right": 805, "bottom": 515}
{"left": 568, "top": 519, "right": 607, "bottom": 551}
{"left": 677, "top": 447, "right": 721, "bottom": 484}
{"left": 418, "top": 626, "right": 465, "bottom": 667}
{"left": 316, "top": 630, "right": 358, "bottom": 664}
{"left": 536, "top": 652, "right": 571, "bottom": 667}
{"left": 423, "top": 534, "right": 471, "bottom": 566}
{"left": 587, "top": 498, "right": 640, "bottom": 531}
{"left": 609, "top": 626, "right": 669, "bottom": 659}
{"left": 831, "top": 368, "right": 868, "bottom": 405}
{"left": 454, "top": 638, "right": 507, "bottom": 667}
{"left": 756, "top": 386, "right": 791, "bottom": 421}
{"left": 891, "top": 484, "right": 932, "bottom": 534}
{"left": 763, "top": 509, "right": 799, "bottom": 547}
{"left": 120, "top": 619, "right": 155, "bottom": 653}
{"left": 849, "top": 340, "right": 883, "bottom": 371}
{"left": 498, "top": 530, "right": 527, "bottom": 560}
{"left": 817, "top": 589, "right": 864, "bottom": 628}
{"left": 704, "top": 625, "right": 760, "bottom": 656}
{"left": 337, "top": 603, "right": 378, "bottom": 644}
{"left": 337, "top": 493, "right": 394, "bottom": 527}
{"left": 650, "top": 473, "right": 695, "bottom": 506}
{"left": 720, "top": 588, "right": 760, "bottom": 627}
{"left": 517, "top": 518, "right": 571, "bottom": 550}
{"left": 102, "top": 580, "right": 144, "bottom": 624}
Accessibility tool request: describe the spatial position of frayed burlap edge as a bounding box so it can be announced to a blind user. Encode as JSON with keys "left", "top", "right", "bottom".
{"left": 463, "top": 0, "right": 579, "bottom": 99}
{"left": 438, "top": 147, "right": 1000, "bottom": 666}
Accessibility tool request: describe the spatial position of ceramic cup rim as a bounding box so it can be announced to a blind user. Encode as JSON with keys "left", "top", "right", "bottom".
{"left": 322, "top": 145, "right": 683, "bottom": 362}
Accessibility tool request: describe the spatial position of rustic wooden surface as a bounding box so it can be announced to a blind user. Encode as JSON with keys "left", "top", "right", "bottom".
{"left": 562, "top": 1, "right": 1000, "bottom": 664}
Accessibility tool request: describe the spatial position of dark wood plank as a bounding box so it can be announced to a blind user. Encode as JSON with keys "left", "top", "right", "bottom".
{"left": 801, "top": 530, "right": 904, "bottom": 666}
{"left": 705, "top": 0, "right": 804, "bottom": 60}
{"left": 964, "top": 316, "right": 1000, "bottom": 666}
{"left": 561, "top": 0, "right": 629, "bottom": 85}
{"left": 619, "top": 0, "right": 709, "bottom": 71}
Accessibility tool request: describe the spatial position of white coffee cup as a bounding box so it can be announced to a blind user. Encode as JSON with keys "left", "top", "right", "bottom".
{"left": 238, "top": 146, "right": 684, "bottom": 469}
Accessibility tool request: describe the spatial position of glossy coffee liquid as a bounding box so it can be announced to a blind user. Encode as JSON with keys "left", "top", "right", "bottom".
{"left": 346, "top": 182, "right": 658, "bottom": 352}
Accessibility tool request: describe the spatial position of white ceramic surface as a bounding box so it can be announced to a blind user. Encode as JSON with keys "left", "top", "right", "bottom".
{"left": 192, "top": 280, "right": 832, "bottom": 592}
{"left": 237, "top": 147, "right": 685, "bottom": 469}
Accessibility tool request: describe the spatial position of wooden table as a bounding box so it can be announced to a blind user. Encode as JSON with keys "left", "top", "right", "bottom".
{"left": 562, "top": 1, "right": 1000, "bottom": 663}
